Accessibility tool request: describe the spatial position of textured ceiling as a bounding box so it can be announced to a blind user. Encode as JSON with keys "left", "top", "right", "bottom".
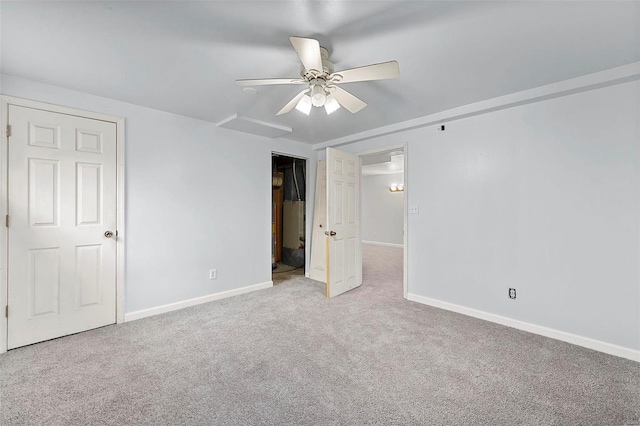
{"left": 1, "top": 1, "right": 639, "bottom": 144}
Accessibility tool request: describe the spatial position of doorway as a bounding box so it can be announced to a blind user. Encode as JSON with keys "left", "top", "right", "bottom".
{"left": 359, "top": 147, "right": 407, "bottom": 298}
{"left": 309, "top": 147, "right": 404, "bottom": 299}
{"left": 271, "top": 154, "right": 306, "bottom": 285}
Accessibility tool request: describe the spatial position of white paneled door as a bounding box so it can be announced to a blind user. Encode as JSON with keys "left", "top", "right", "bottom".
{"left": 7, "top": 105, "right": 117, "bottom": 349}
{"left": 325, "top": 148, "right": 362, "bottom": 298}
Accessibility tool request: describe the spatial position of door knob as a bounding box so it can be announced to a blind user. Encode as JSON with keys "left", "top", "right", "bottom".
{"left": 325, "top": 231, "right": 336, "bottom": 236}
{"left": 104, "top": 230, "right": 114, "bottom": 238}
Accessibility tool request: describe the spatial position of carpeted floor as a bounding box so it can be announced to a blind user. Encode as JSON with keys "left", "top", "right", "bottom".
{"left": 1, "top": 244, "right": 639, "bottom": 425}
{"left": 272, "top": 262, "right": 305, "bottom": 285}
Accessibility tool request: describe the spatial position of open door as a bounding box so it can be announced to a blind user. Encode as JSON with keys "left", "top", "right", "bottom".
{"left": 325, "top": 148, "right": 362, "bottom": 298}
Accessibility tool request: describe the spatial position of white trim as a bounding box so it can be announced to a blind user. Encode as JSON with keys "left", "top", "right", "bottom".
{"left": 0, "top": 96, "right": 127, "bottom": 124}
{"left": 407, "top": 293, "right": 640, "bottom": 363}
{"left": 402, "top": 144, "right": 408, "bottom": 300}
{"left": 124, "top": 281, "right": 273, "bottom": 322}
{"left": 313, "top": 62, "right": 640, "bottom": 150}
{"left": 0, "top": 96, "right": 125, "bottom": 354}
{"left": 362, "top": 240, "right": 403, "bottom": 248}
{"left": 0, "top": 98, "right": 8, "bottom": 354}
{"left": 115, "top": 118, "right": 126, "bottom": 324}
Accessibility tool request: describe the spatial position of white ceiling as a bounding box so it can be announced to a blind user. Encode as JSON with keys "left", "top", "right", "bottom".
{"left": 362, "top": 154, "right": 404, "bottom": 176}
{"left": 1, "top": 1, "right": 638, "bottom": 145}
{"left": 361, "top": 149, "right": 404, "bottom": 176}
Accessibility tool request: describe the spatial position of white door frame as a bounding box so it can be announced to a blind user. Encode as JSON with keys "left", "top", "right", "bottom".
{"left": 358, "top": 143, "right": 408, "bottom": 299}
{"left": 0, "top": 96, "right": 126, "bottom": 354}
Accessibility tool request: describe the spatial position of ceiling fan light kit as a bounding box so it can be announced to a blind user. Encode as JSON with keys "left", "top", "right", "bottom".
{"left": 236, "top": 36, "right": 400, "bottom": 116}
{"left": 324, "top": 96, "right": 341, "bottom": 115}
{"left": 310, "top": 82, "right": 327, "bottom": 107}
{"left": 295, "top": 94, "right": 312, "bottom": 115}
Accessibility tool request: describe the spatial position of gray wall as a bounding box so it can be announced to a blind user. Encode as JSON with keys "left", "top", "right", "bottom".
{"left": 1, "top": 74, "right": 316, "bottom": 314}
{"left": 4, "top": 74, "right": 638, "bottom": 354}
{"left": 320, "top": 80, "right": 640, "bottom": 352}
{"left": 361, "top": 172, "right": 404, "bottom": 245}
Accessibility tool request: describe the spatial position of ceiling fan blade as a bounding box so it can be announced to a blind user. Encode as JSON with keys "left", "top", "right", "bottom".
{"left": 331, "top": 61, "right": 400, "bottom": 83}
{"left": 235, "top": 78, "right": 305, "bottom": 87}
{"left": 330, "top": 86, "right": 367, "bottom": 113}
{"left": 276, "top": 90, "right": 309, "bottom": 116}
{"left": 289, "top": 37, "right": 323, "bottom": 74}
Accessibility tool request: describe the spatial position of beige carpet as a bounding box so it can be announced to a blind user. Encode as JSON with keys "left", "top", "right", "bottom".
{"left": 1, "top": 244, "right": 638, "bottom": 425}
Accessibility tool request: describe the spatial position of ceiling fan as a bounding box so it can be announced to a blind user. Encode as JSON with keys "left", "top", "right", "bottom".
{"left": 235, "top": 37, "right": 400, "bottom": 116}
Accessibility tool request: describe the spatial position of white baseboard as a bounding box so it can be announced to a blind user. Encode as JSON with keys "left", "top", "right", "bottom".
{"left": 407, "top": 293, "right": 640, "bottom": 363}
{"left": 362, "top": 240, "right": 403, "bottom": 248}
{"left": 124, "top": 281, "right": 273, "bottom": 322}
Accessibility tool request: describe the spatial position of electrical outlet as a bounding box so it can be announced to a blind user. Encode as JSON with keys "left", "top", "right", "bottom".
{"left": 509, "top": 288, "right": 516, "bottom": 299}
{"left": 409, "top": 205, "right": 419, "bottom": 214}
{"left": 209, "top": 269, "right": 217, "bottom": 280}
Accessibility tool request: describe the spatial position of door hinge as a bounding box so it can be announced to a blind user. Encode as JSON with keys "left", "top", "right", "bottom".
{"left": 5, "top": 125, "right": 10, "bottom": 138}
{"left": 5, "top": 215, "right": 8, "bottom": 228}
{"left": 4, "top": 306, "right": 7, "bottom": 318}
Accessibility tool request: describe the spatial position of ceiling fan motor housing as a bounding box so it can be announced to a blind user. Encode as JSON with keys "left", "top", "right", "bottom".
{"left": 300, "top": 46, "right": 334, "bottom": 79}
{"left": 320, "top": 47, "right": 335, "bottom": 74}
